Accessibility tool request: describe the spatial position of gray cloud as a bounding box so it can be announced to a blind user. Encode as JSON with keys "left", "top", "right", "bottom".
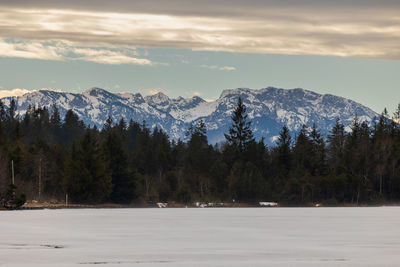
{"left": 0, "top": 39, "right": 154, "bottom": 65}
{"left": 0, "top": 88, "right": 35, "bottom": 98}
{"left": 2, "top": 0, "right": 399, "bottom": 17}
{"left": 0, "top": 0, "right": 399, "bottom": 60}
{"left": 201, "top": 65, "right": 236, "bottom": 71}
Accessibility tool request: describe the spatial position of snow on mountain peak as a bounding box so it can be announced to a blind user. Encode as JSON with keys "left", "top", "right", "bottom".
{"left": 145, "top": 92, "right": 170, "bottom": 105}
{"left": 84, "top": 87, "right": 113, "bottom": 97}
{"left": 219, "top": 88, "right": 253, "bottom": 98}
{"left": 0, "top": 87, "right": 379, "bottom": 144}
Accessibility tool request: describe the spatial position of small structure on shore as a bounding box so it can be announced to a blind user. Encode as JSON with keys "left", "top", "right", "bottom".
{"left": 195, "top": 202, "right": 208, "bottom": 208}
{"left": 157, "top": 202, "right": 168, "bottom": 208}
{"left": 259, "top": 202, "right": 278, "bottom": 207}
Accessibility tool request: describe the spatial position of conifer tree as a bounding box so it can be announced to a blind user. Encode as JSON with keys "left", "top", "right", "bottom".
{"left": 310, "top": 124, "right": 327, "bottom": 175}
{"left": 7, "top": 99, "right": 17, "bottom": 121}
{"left": 49, "top": 104, "right": 62, "bottom": 144}
{"left": 103, "top": 116, "right": 113, "bottom": 132}
{"left": 50, "top": 104, "right": 61, "bottom": 128}
{"left": 293, "top": 124, "right": 312, "bottom": 172}
{"left": 327, "top": 118, "right": 345, "bottom": 174}
{"left": 0, "top": 100, "right": 6, "bottom": 122}
{"left": 118, "top": 118, "right": 127, "bottom": 131}
{"left": 276, "top": 125, "right": 292, "bottom": 172}
{"left": 63, "top": 130, "right": 112, "bottom": 203}
{"left": 0, "top": 119, "right": 7, "bottom": 147}
{"left": 186, "top": 120, "right": 212, "bottom": 198}
{"left": 102, "top": 128, "right": 137, "bottom": 203}
{"left": 224, "top": 97, "right": 254, "bottom": 152}
{"left": 62, "top": 110, "right": 85, "bottom": 146}
{"left": 393, "top": 104, "right": 400, "bottom": 122}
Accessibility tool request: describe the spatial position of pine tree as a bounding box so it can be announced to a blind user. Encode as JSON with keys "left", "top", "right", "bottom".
{"left": 126, "top": 119, "right": 141, "bottom": 151}
{"left": 187, "top": 120, "right": 207, "bottom": 139}
{"left": 0, "top": 100, "right": 6, "bottom": 122}
{"left": 63, "top": 130, "right": 112, "bottom": 203}
{"left": 310, "top": 123, "right": 327, "bottom": 175}
{"left": 103, "top": 116, "right": 113, "bottom": 132}
{"left": 186, "top": 120, "right": 211, "bottom": 198}
{"left": 8, "top": 99, "right": 17, "bottom": 121}
{"left": 224, "top": 97, "right": 254, "bottom": 152}
{"left": 276, "top": 125, "right": 292, "bottom": 172}
{"left": 372, "top": 109, "right": 392, "bottom": 197}
{"left": 62, "top": 110, "right": 84, "bottom": 146}
{"left": 187, "top": 120, "right": 207, "bottom": 148}
{"left": 5, "top": 99, "right": 18, "bottom": 139}
{"left": 0, "top": 118, "right": 7, "bottom": 147}
{"left": 118, "top": 118, "right": 127, "bottom": 131}
{"left": 49, "top": 104, "right": 62, "bottom": 144}
{"left": 102, "top": 128, "right": 137, "bottom": 203}
{"left": 394, "top": 104, "right": 400, "bottom": 123}
{"left": 293, "top": 124, "right": 312, "bottom": 172}
{"left": 50, "top": 104, "right": 61, "bottom": 128}
{"left": 327, "top": 118, "right": 345, "bottom": 174}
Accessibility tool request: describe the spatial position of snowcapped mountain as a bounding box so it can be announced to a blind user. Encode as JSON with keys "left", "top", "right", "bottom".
{"left": 0, "top": 87, "right": 378, "bottom": 144}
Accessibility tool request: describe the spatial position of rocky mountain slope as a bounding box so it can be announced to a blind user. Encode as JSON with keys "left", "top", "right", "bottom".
{"left": 1, "top": 87, "right": 378, "bottom": 144}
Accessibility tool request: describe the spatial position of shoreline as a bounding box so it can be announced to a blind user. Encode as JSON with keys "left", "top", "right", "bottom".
{"left": 2, "top": 201, "right": 399, "bottom": 211}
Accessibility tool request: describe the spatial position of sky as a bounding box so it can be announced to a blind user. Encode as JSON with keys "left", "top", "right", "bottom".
{"left": 0, "top": 0, "right": 399, "bottom": 113}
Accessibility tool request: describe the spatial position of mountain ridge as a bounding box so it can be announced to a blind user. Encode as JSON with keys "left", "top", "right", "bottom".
{"left": 0, "top": 87, "right": 378, "bottom": 144}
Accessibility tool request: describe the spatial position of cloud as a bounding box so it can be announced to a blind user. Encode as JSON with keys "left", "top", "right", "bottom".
{"left": 186, "top": 91, "right": 203, "bottom": 97}
{"left": 219, "top": 66, "right": 236, "bottom": 71}
{"left": 0, "top": 1, "right": 399, "bottom": 59}
{"left": 69, "top": 47, "right": 152, "bottom": 65}
{"left": 40, "top": 88, "right": 64, "bottom": 93}
{"left": 1, "top": 1, "right": 398, "bottom": 19}
{"left": 192, "top": 91, "right": 202, "bottom": 96}
{"left": 201, "top": 65, "right": 218, "bottom": 69}
{"left": 0, "top": 39, "right": 154, "bottom": 65}
{"left": 0, "top": 88, "right": 68, "bottom": 99}
{"left": 0, "top": 88, "right": 36, "bottom": 98}
{"left": 201, "top": 65, "right": 236, "bottom": 71}
{"left": 138, "top": 88, "right": 169, "bottom": 96}
{"left": 0, "top": 40, "right": 63, "bottom": 61}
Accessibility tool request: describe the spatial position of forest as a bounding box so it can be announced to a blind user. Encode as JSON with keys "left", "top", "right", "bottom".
{"left": 1, "top": 97, "right": 400, "bottom": 206}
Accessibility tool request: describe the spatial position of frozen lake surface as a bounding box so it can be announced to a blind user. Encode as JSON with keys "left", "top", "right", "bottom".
{"left": 1, "top": 207, "right": 399, "bottom": 266}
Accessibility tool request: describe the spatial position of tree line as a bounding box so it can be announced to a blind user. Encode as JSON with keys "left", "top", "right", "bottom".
{"left": 1, "top": 97, "right": 400, "bottom": 206}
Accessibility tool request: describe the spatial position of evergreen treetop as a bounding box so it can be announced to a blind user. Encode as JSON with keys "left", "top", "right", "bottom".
{"left": 224, "top": 97, "right": 254, "bottom": 152}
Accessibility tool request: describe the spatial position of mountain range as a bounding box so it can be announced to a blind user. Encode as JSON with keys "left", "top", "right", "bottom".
{"left": 0, "top": 87, "right": 378, "bottom": 144}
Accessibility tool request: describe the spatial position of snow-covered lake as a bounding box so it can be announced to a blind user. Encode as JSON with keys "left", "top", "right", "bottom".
{"left": 1, "top": 207, "right": 399, "bottom": 266}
